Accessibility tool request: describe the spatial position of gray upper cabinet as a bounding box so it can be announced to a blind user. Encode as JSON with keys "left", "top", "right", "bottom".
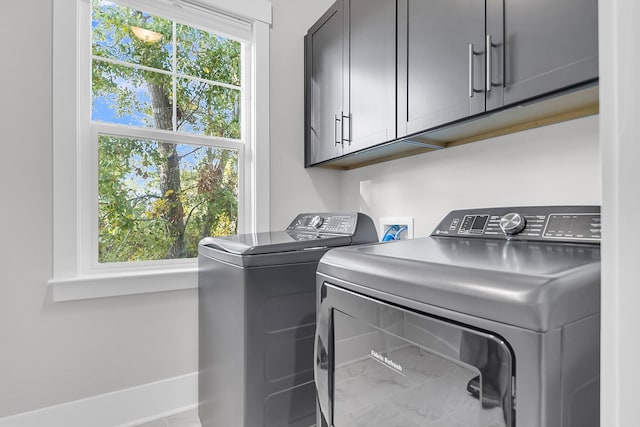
{"left": 347, "top": 0, "right": 397, "bottom": 152}
{"left": 307, "top": 0, "right": 598, "bottom": 167}
{"left": 305, "top": 0, "right": 396, "bottom": 166}
{"left": 305, "top": 2, "right": 345, "bottom": 166}
{"left": 398, "top": 0, "right": 486, "bottom": 136}
{"left": 397, "top": 0, "right": 598, "bottom": 138}
{"left": 497, "top": 0, "right": 598, "bottom": 108}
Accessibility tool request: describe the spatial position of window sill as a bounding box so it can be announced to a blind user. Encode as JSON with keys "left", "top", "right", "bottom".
{"left": 48, "top": 266, "right": 198, "bottom": 302}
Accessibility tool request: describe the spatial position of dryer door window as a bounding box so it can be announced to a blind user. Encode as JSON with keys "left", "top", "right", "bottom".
{"left": 315, "top": 283, "right": 515, "bottom": 427}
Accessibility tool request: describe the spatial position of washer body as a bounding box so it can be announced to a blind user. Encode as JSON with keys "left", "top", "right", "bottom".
{"left": 315, "top": 206, "right": 601, "bottom": 427}
{"left": 198, "top": 212, "right": 377, "bottom": 427}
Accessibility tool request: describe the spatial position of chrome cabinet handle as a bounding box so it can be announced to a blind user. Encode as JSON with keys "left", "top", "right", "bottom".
{"left": 486, "top": 34, "right": 492, "bottom": 92}
{"left": 334, "top": 114, "right": 342, "bottom": 146}
{"left": 468, "top": 43, "right": 482, "bottom": 98}
{"left": 342, "top": 113, "right": 351, "bottom": 145}
{"left": 469, "top": 44, "right": 474, "bottom": 97}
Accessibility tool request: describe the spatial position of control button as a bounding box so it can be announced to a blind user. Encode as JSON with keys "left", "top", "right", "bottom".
{"left": 309, "top": 215, "right": 324, "bottom": 229}
{"left": 499, "top": 213, "right": 527, "bottom": 236}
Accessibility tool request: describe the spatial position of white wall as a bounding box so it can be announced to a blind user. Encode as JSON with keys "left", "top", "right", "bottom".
{"left": 0, "top": 1, "right": 197, "bottom": 418}
{"left": 341, "top": 115, "right": 601, "bottom": 237}
{"left": 269, "top": 0, "right": 342, "bottom": 229}
{"left": 599, "top": 0, "right": 640, "bottom": 425}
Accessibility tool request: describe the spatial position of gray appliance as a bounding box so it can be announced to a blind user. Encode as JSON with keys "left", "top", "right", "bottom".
{"left": 198, "top": 212, "right": 378, "bottom": 427}
{"left": 315, "top": 206, "right": 600, "bottom": 427}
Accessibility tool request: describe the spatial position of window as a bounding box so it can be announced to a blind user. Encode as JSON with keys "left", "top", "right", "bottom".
{"left": 91, "top": 0, "right": 243, "bottom": 263}
{"left": 51, "top": 0, "right": 271, "bottom": 300}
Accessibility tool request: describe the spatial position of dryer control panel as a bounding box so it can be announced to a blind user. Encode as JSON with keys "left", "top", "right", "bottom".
{"left": 432, "top": 206, "right": 601, "bottom": 244}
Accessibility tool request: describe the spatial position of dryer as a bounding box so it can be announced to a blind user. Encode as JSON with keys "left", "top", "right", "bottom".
{"left": 315, "top": 206, "right": 600, "bottom": 427}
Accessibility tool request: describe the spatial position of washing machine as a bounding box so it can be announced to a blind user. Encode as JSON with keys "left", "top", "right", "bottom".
{"left": 198, "top": 212, "right": 378, "bottom": 427}
{"left": 314, "top": 206, "right": 600, "bottom": 427}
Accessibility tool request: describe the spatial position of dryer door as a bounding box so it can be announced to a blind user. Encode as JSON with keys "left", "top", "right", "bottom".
{"left": 315, "top": 283, "right": 515, "bottom": 427}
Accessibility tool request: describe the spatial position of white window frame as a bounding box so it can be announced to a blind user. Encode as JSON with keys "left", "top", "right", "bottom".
{"left": 50, "top": 0, "right": 271, "bottom": 301}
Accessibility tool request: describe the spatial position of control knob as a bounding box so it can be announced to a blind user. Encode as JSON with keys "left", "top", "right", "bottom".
{"left": 309, "top": 215, "right": 324, "bottom": 229}
{"left": 499, "top": 212, "right": 526, "bottom": 236}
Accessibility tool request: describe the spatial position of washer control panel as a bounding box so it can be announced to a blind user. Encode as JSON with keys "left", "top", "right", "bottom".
{"left": 287, "top": 213, "right": 359, "bottom": 235}
{"left": 433, "top": 206, "right": 601, "bottom": 243}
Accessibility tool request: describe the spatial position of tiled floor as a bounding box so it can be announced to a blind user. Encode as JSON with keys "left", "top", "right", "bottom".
{"left": 134, "top": 408, "right": 201, "bottom": 427}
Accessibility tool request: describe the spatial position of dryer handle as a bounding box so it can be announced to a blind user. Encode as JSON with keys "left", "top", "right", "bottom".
{"left": 314, "top": 309, "right": 331, "bottom": 424}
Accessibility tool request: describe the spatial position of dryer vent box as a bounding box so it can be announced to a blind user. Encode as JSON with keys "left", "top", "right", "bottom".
{"left": 380, "top": 216, "right": 415, "bottom": 240}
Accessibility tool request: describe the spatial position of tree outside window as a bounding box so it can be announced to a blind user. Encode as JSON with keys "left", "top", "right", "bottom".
{"left": 91, "top": 0, "right": 242, "bottom": 262}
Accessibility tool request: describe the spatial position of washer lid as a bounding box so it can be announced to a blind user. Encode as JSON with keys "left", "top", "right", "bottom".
{"left": 200, "top": 231, "right": 353, "bottom": 256}
{"left": 199, "top": 212, "right": 379, "bottom": 257}
{"left": 317, "top": 236, "right": 601, "bottom": 332}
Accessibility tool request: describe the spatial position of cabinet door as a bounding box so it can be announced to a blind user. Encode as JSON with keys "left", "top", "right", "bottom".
{"left": 398, "top": 0, "right": 486, "bottom": 137}
{"left": 305, "top": 2, "right": 345, "bottom": 166}
{"left": 346, "top": 0, "right": 396, "bottom": 151}
{"left": 498, "top": 0, "right": 598, "bottom": 108}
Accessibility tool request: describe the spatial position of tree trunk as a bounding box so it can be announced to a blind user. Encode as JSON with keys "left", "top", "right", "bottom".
{"left": 199, "top": 148, "right": 229, "bottom": 239}
{"left": 148, "top": 81, "right": 186, "bottom": 258}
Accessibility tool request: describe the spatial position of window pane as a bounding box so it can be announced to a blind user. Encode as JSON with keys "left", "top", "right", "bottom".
{"left": 92, "top": 60, "right": 173, "bottom": 129}
{"left": 98, "top": 134, "right": 239, "bottom": 262}
{"left": 92, "top": 0, "right": 173, "bottom": 72}
{"left": 176, "top": 77, "right": 241, "bottom": 139}
{"left": 176, "top": 24, "right": 241, "bottom": 86}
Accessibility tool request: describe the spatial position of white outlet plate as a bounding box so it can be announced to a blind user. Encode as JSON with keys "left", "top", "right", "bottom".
{"left": 379, "top": 216, "right": 415, "bottom": 240}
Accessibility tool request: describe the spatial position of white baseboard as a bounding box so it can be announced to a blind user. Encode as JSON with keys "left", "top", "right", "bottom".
{"left": 0, "top": 372, "right": 198, "bottom": 427}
